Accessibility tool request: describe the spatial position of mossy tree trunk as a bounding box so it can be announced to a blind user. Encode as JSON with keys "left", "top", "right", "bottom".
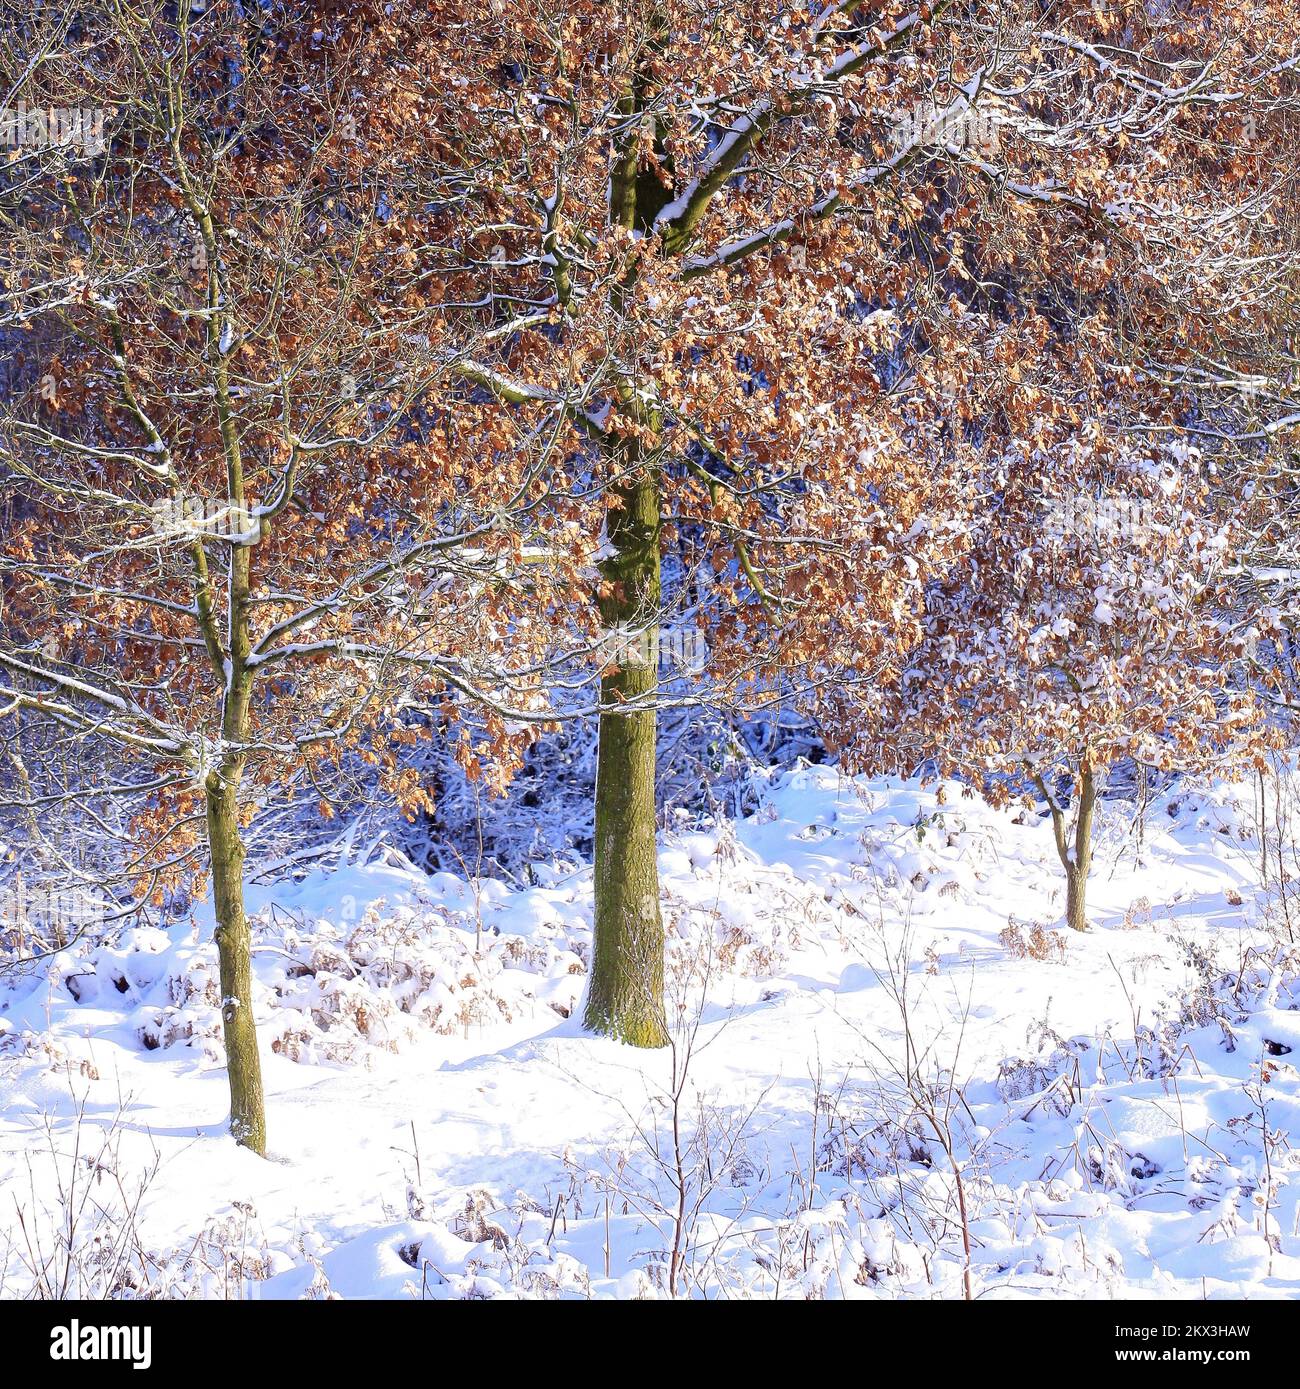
{"left": 194, "top": 271, "right": 268, "bottom": 1149}
{"left": 583, "top": 72, "right": 673, "bottom": 1048}
{"left": 585, "top": 465, "right": 669, "bottom": 1046}
{"left": 205, "top": 758, "right": 266, "bottom": 1153}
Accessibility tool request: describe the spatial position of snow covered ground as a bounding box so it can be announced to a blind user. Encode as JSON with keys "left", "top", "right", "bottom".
{"left": 2, "top": 767, "right": 1298, "bottom": 1299}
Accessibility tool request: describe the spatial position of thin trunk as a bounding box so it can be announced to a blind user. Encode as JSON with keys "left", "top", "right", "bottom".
{"left": 205, "top": 426, "right": 267, "bottom": 1148}
{"left": 205, "top": 766, "right": 265, "bottom": 1153}
{"left": 171, "top": 76, "right": 268, "bottom": 1150}
{"left": 585, "top": 467, "right": 668, "bottom": 1047}
{"left": 1031, "top": 762, "right": 1098, "bottom": 933}
{"left": 213, "top": 237, "right": 266, "bottom": 1147}
{"left": 1067, "top": 766, "right": 1097, "bottom": 933}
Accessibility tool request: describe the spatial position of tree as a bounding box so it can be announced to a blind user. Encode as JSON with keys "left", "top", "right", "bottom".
{"left": 782, "top": 2, "right": 1298, "bottom": 930}
{"left": 353, "top": 0, "right": 1300, "bottom": 1030}
{"left": 834, "top": 427, "right": 1270, "bottom": 931}
{"left": 334, "top": 0, "right": 1031, "bottom": 1043}
{"left": 0, "top": 1, "right": 585, "bottom": 1150}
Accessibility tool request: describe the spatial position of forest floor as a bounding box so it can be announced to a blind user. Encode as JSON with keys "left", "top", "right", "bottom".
{"left": 2, "top": 766, "right": 1299, "bottom": 1299}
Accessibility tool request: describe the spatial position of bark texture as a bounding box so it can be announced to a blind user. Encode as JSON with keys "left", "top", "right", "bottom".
{"left": 205, "top": 768, "right": 266, "bottom": 1153}
{"left": 585, "top": 469, "right": 669, "bottom": 1046}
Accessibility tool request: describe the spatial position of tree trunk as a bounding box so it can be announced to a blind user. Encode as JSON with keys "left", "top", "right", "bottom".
{"left": 1067, "top": 766, "right": 1097, "bottom": 932}
{"left": 1064, "top": 862, "right": 1087, "bottom": 934}
{"left": 205, "top": 768, "right": 266, "bottom": 1153}
{"left": 585, "top": 468, "right": 668, "bottom": 1047}
{"left": 1032, "top": 762, "right": 1098, "bottom": 933}
{"left": 583, "top": 70, "right": 675, "bottom": 1047}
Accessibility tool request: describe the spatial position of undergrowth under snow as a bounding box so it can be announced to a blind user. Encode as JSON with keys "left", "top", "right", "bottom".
{"left": 2, "top": 767, "right": 1298, "bottom": 1299}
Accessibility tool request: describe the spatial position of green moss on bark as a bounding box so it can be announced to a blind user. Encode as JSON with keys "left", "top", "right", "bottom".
{"left": 205, "top": 771, "right": 267, "bottom": 1154}
{"left": 585, "top": 469, "right": 669, "bottom": 1047}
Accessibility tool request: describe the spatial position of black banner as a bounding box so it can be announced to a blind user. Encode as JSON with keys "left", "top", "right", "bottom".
{"left": 3, "top": 1297, "right": 1289, "bottom": 1375}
